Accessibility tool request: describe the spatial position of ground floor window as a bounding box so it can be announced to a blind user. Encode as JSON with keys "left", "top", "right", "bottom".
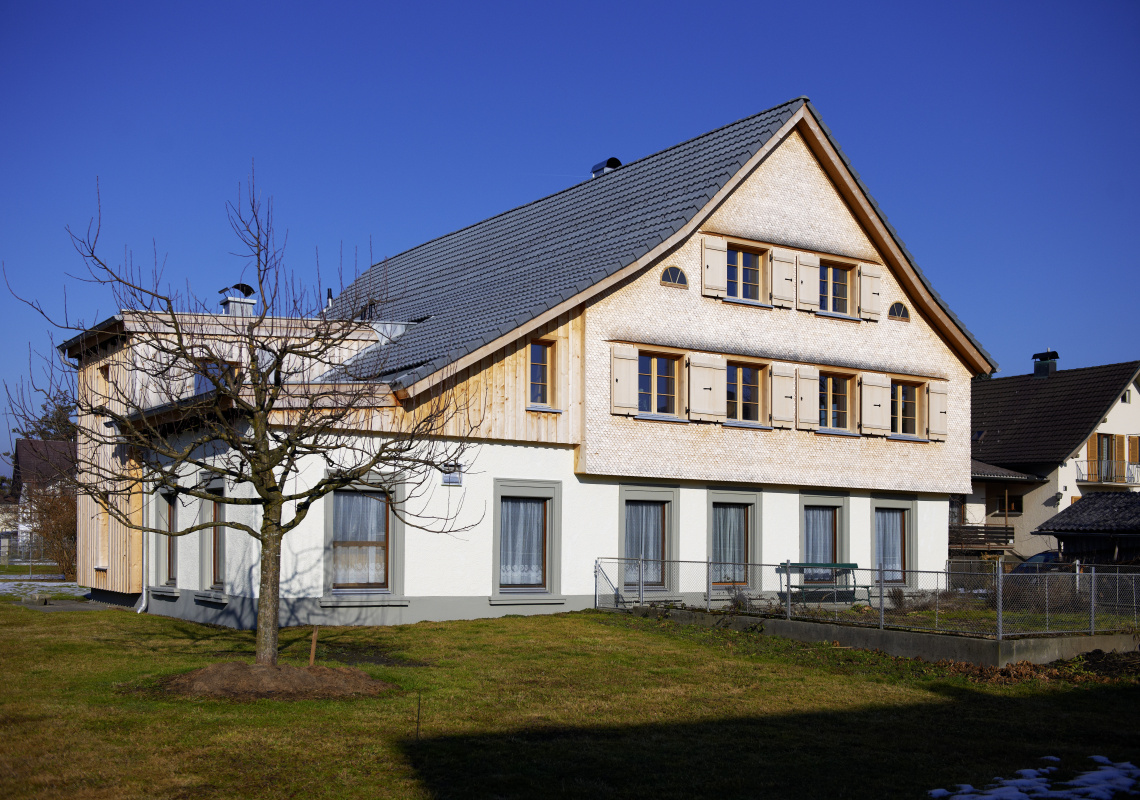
{"left": 711, "top": 503, "right": 748, "bottom": 584}
{"left": 874, "top": 508, "right": 906, "bottom": 582}
{"left": 499, "top": 497, "right": 547, "bottom": 588}
{"left": 625, "top": 500, "right": 665, "bottom": 585}
{"left": 332, "top": 491, "right": 389, "bottom": 589}
{"left": 161, "top": 494, "right": 176, "bottom": 586}
{"left": 207, "top": 495, "right": 224, "bottom": 590}
{"left": 803, "top": 506, "right": 837, "bottom": 581}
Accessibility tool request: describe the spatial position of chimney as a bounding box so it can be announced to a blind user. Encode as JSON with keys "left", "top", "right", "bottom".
{"left": 591, "top": 157, "right": 622, "bottom": 178}
{"left": 218, "top": 283, "right": 256, "bottom": 316}
{"left": 1032, "top": 350, "right": 1059, "bottom": 378}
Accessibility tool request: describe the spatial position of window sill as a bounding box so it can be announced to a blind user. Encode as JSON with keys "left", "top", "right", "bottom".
{"left": 722, "top": 297, "right": 773, "bottom": 310}
{"left": 149, "top": 585, "right": 180, "bottom": 598}
{"left": 94, "top": 566, "right": 108, "bottom": 572}
{"left": 320, "top": 593, "right": 410, "bottom": 608}
{"left": 724, "top": 420, "right": 772, "bottom": 430}
{"left": 815, "top": 311, "right": 860, "bottom": 322}
{"left": 193, "top": 590, "right": 229, "bottom": 605}
{"left": 888, "top": 434, "right": 930, "bottom": 443}
{"left": 489, "top": 595, "right": 566, "bottom": 606}
{"left": 526, "top": 405, "right": 563, "bottom": 414}
{"left": 815, "top": 428, "right": 860, "bottom": 437}
{"left": 635, "top": 414, "right": 688, "bottom": 424}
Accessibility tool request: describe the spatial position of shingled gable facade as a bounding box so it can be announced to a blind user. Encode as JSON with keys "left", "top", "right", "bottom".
{"left": 72, "top": 98, "right": 996, "bottom": 626}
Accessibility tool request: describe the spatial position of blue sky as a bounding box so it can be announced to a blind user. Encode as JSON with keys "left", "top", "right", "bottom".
{"left": 1, "top": 1, "right": 1138, "bottom": 467}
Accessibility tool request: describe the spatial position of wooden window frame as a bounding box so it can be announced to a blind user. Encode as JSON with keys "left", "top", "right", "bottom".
{"left": 818, "top": 372, "right": 852, "bottom": 431}
{"left": 638, "top": 353, "right": 679, "bottom": 416}
{"left": 528, "top": 341, "right": 553, "bottom": 408}
{"left": 994, "top": 494, "right": 1023, "bottom": 515}
{"left": 890, "top": 381, "right": 921, "bottom": 436}
{"left": 888, "top": 302, "right": 910, "bottom": 322}
{"left": 331, "top": 491, "right": 390, "bottom": 590}
{"left": 727, "top": 362, "right": 764, "bottom": 423}
{"left": 819, "top": 263, "right": 853, "bottom": 316}
{"left": 726, "top": 246, "right": 766, "bottom": 303}
{"left": 660, "top": 266, "right": 688, "bottom": 288}
{"left": 498, "top": 497, "right": 549, "bottom": 590}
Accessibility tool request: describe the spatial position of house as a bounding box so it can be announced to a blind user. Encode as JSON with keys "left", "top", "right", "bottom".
{"left": 64, "top": 97, "right": 996, "bottom": 626}
{"left": 1034, "top": 491, "right": 1140, "bottom": 563}
{"left": 10, "top": 438, "right": 77, "bottom": 548}
{"left": 963, "top": 355, "right": 1140, "bottom": 559}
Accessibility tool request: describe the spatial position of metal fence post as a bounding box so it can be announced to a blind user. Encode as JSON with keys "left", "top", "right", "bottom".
{"left": 1089, "top": 566, "right": 1096, "bottom": 635}
{"left": 706, "top": 559, "right": 712, "bottom": 612}
{"left": 879, "top": 564, "right": 885, "bottom": 630}
{"left": 594, "top": 560, "right": 599, "bottom": 610}
{"left": 784, "top": 560, "right": 792, "bottom": 620}
{"left": 638, "top": 558, "right": 644, "bottom": 607}
{"left": 995, "top": 561, "right": 1003, "bottom": 642}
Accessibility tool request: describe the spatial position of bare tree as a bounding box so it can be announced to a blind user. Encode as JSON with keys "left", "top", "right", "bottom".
{"left": 23, "top": 482, "right": 77, "bottom": 580}
{"left": 7, "top": 175, "right": 481, "bottom": 664}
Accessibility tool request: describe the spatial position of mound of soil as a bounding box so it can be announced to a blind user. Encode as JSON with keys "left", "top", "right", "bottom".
{"left": 924, "top": 649, "right": 1140, "bottom": 685}
{"left": 166, "top": 661, "right": 394, "bottom": 700}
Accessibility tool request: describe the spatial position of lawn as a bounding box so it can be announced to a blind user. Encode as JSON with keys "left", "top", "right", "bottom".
{"left": 1, "top": 604, "right": 1137, "bottom": 800}
{"left": 0, "top": 564, "right": 63, "bottom": 576}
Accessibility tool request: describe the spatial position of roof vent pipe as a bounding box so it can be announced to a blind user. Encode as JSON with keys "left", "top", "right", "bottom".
{"left": 591, "top": 157, "right": 622, "bottom": 178}
{"left": 1032, "top": 350, "right": 1059, "bottom": 378}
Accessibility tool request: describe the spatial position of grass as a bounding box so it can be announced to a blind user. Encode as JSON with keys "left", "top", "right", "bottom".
{"left": 0, "top": 564, "right": 62, "bottom": 576}
{"left": 0, "top": 606, "right": 1136, "bottom": 800}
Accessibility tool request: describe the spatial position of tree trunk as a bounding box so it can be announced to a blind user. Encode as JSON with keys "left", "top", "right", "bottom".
{"left": 255, "top": 526, "right": 282, "bottom": 665}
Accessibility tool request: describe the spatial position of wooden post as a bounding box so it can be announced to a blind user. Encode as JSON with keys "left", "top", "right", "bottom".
{"left": 309, "top": 626, "right": 319, "bottom": 668}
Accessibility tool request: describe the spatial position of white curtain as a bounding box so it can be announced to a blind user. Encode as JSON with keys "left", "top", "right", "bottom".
{"left": 804, "top": 506, "right": 835, "bottom": 581}
{"left": 333, "top": 492, "right": 387, "bottom": 587}
{"left": 712, "top": 503, "right": 747, "bottom": 583}
{"left": 875, "top": 509, "right": 905, "bottom": 581}
{"left": 625, "top": 500, "right": 665, "bottom": 585}
{"left": 500, "top": 498, "right": 546, "bottom": 587}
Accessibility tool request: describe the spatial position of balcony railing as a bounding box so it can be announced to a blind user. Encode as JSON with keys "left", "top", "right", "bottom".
{"left": 1075, "top": 460, "right": 1140, "bottom": 485}
{"left": 948, "top": 524, "right": 1015, "bottom": 551}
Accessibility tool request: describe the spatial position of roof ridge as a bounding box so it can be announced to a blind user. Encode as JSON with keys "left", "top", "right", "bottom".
{"left": 338, "top": 97, "right": 808, "bottom": 289}
{"left": 983, "top": 359, "right": 1140, "bottom": 382}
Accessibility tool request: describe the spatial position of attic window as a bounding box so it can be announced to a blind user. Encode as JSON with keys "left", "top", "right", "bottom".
{"left": 660, "top": 267, "right": 687, "bottom": 288}
{"left": 1123, "top": 390, "right": 1132, "bottom": 404}
{"left": 888, "top": 302, "right": 910, "bottom": 321}
{"left": 358, "top": 301, "right": 379, "bottom": 321}
{"left": 972, "top": 430, "right": 985, "bottom": 443}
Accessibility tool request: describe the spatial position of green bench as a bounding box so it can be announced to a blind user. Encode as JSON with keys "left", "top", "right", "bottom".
{"left": 774, "top": 562, "right": 875, "bottom": 605}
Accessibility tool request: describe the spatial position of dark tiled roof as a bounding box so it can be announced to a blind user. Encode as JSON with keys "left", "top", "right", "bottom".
{"left": 1036, "top": 492, "right": 1140, "bottom": 535}
{"left": 972, "top": 361, "right": 1140, "bottom": 469}
{"left": 970, "top": 459, "right": 1040, "bottom": 482}
{"left": 331, "top": 98, "right": 994, "bottom": 389}
{"left": 12, "top": 439, "right": 77, "bottom": 499}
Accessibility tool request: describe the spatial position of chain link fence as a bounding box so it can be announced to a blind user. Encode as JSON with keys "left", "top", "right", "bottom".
{"left": 595, "top": 558, "right": 1140, "bottom": 640}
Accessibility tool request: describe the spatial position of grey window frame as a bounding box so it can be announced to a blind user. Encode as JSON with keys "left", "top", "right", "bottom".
{"left": 197, "top": 482, "right": 227, "bottom": 600}
{"left": 491, "top": 478, "right": 563, "bottom": 604}
{"left": 870, "top": 495, "right": 917, "bottom": 587}
{"left": 618, "top": 484, "right": 681, "bottom": 594}
{"left": 320, "top": 479, "right": 407, "bottom": 607}
{"left": 151, "top": 490, "right": 179, "bottom": 593}
{"left": 799, "top": 491, "right": 849, "bottom": 569}
{"left": 706, "top": 489, "right": 761, "bottom": 587}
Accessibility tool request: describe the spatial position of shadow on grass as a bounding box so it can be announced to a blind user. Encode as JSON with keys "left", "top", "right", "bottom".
{"left": 399, "top": 682, "right": 1140, "bottom": 800}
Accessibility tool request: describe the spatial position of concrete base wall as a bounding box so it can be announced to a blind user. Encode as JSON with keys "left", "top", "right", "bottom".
{"left": 629, "top": 606, "right": 1139, "bottom": 667}
{"left": 145, "top": 589, "right": 595, "bottom": 630}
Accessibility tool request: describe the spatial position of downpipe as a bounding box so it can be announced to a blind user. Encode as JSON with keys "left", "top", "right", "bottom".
{"left": 136, "top": 492, "right": 148, "bottom": 614}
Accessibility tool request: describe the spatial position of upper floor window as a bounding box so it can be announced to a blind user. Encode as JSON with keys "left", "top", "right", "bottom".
{"left": 819, "top": 264, "right": 850, "bottom": 315}
{"left": 638, "top": 354, "right": 677, "bottom": 415}
{"left": 727, "top": 248, "right": 763, "bottom": 302}
{"left": 1123, "top": 389, "right": 1132, "bottom": 404}
{"left": 890, "top": 382, "right": 919, "bottom": 436}
{"left": 727, "top": 363, "right": 761, "bottom": 422}
{"left": 888, "top": 302, "right": 910, "bottom": 321}
{"left": 529, "top": 342, "right": 551, "bottom": 406}
{"left": 660, "top": 266, "right": 687, "bottom": 288}
{"left": 819, "top": 373, "right": 850, "bottom": 430}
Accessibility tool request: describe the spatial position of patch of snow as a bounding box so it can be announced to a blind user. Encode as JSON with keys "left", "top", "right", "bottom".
{"left": 0, "top": 580, "right": 88, "bottom": 599}
{"left": 929, "top": 757, "right": 1139, "bottom": 799}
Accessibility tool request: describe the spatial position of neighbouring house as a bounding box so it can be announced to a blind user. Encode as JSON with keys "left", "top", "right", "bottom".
{"left": 964, "top": 355, "right": 1140, "bottom": 559}
{"left": 10, "top": 438, "right": 77, "bottom": 548}
{"left": 63, "top": 97, "right": 997, "bottom": 627}
{"left": 1034, "top": 491, "right": 1140, "bottom": 563}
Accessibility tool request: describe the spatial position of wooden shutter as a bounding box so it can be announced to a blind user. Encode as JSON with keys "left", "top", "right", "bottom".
{"left": 797, "top": 253, "right": 820, "bottom": 311}
{"left": 859, "top": 264, "right": 882, "bottom": 321}
{"left": 611, "top": 344, "right": 639, "bottom": 415}
{"left": 688, "top": 353, "right": 727, "bottom": 422}
{"left": 861, "top": 372, "right": 891, "bottom": 435}
{"left": 770, "top": 362, "right": 796, "bottom": 428}
{"left": 1086, "top": 435, "right": 1098, "bottom": 482}
{"left": 927, "top": 382, "right": 948, "bottom": 441}
{"left": 796, "top": 365, "right": 820, "bottom": 430}
{"left": 1129, "top": 436, "right": 1139, "bottom": 464}
{"left": 771, "top": 248, "right": 796, "bottom": 308}
{"left": 702, "top": 236, "right": 727, "bottom": 298}
{"left": 1116, "top": 434, "right": 1127, "bottom": 482}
